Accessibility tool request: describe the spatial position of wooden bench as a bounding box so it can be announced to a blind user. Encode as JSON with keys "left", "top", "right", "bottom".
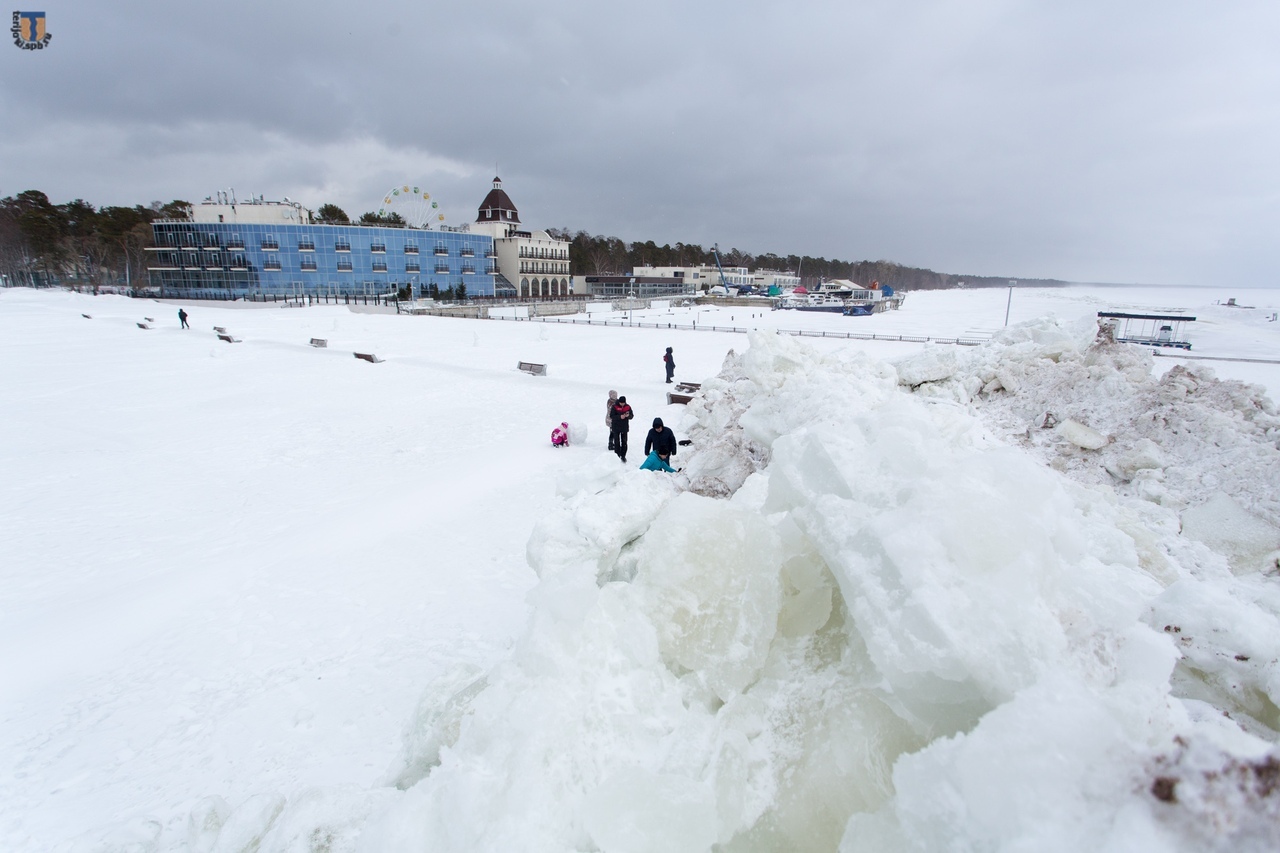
{"left": 667, "top": 381, "right": 701, "bottom": 405}
{"left": 309, "top": 338, "right": 328, "bottom": 348}
{"left": 517, "top": 361, "right": 547, "bottom": 376}
{"left": 213, "top": 326, "right": 227, "bottom": 333}
{"left": 136, "top": 322, "right": 151, "bottom": 330}
{"left": 217, "top": 334, "right": 241, "bottom": 343}
{"left": 354, "top": 352, "right": 384, "bottom": 363}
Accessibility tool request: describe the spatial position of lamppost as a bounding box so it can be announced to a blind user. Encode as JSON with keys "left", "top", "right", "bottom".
{"left": 1005, "top": 280, "right": 1016, "bottom": 326}
{"left": 627, "top": 289, "right": 635, "bottom": 325}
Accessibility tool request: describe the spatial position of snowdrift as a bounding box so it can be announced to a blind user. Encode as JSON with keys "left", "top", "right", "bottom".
{"left": 189, "top": 322, "right": 1280, "bottom": 852}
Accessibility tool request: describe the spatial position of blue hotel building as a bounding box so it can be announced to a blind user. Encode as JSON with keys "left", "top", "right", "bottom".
{"left": 146, "top": 213, "right": 500, "bottom": 299}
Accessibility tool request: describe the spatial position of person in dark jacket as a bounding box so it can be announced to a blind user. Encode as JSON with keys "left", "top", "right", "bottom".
{"left": 663, "top": 347, "right": 675, "bottom": 383}
{"left": 178, "top": 308, "right": 189, "bottom": 329}
{"left": 644, "top": 417, "right": 677, "bottom": 465}
{"left": 610, "top": 395, "right": 633, "bottom": 462}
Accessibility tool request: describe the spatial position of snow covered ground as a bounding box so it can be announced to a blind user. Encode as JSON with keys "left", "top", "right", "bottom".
{"left": 1, "top": 285, "right": 1278, "bottom": 852}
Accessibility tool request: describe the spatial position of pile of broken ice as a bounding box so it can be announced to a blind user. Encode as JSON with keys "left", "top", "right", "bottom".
{"left": 194, "top": 322, "right": 1280, "bottom": 852}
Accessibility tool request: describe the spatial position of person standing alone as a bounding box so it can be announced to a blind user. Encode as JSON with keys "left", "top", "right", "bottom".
{"left": 664, "top": 346, "right": 675, "bottom": 383}
{"left": 178, "top": 308, "right": 189, "bottom": 329}
{"left": 610, "top": 395, "right": 633, "bottom": 462}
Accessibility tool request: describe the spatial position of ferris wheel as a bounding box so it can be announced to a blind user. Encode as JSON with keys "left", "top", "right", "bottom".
{"left": 377, "top": 184, "right": 446, "bottom": 229}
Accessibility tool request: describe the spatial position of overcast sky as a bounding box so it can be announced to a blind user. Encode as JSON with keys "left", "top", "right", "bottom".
{"left": 3, "top": 1, "right": 1278, "bottom": 285}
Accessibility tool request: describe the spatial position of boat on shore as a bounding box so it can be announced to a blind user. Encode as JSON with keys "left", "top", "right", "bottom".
{"left": 775, "top": 279, "right": 897, "bottom": 315}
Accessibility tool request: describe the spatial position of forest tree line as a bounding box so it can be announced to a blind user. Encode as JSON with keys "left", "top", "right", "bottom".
{"left": 0, "top": 190, "right": 1071, "bottom": 292}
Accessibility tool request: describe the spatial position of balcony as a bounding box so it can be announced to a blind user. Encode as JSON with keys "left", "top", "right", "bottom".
{"left": 461, "top": 266, "right": 475, "bottom": 275}
{"left": 371, "top": 243, "right": 387, "bottom": 254}
{"left": 264, "top": 261, "right": 282, "bottom": 271}
{"left": 298, "top": 241, "right": 315, "bottom": 252}
{"left": 434, "top": 264, "right": 450, "bottom": 274}
{"left": 485, "top": 264, "right": 497, "bottom": 275}
{"left": 300, "top": 260, "right": 318, "bottom": 271}
{"left": 404, "top": 245, "right": 419, "bottom": 255}
{"left": 335, "top": 241, "right": 351, "bottom": 252}
{"left": 261, "top": 241, "right": 279, "bottom": 251}
{"left": 484, "top": 249, "right": 497, "bottom": 258}
{"left": 226, "top": 240, "right": 245, "bottom": 251}
{"left": 460, "top": 248, "right": 475, "bottom": 258}
{"left": 337, "top": 260, "right": 353, "bottom": 272}
{"left": 372, "top": 261, "right": 388, "bottom": 272}
{"left": 434, "top": 246, "right": 449, "bottom": 256}
{"left": 405, "top": 263, "right": 420, "bottom": 273}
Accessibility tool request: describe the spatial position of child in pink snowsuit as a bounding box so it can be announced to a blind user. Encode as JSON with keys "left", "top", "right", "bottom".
{"left": 551, "top": 422, "right": 569, "bottom": 447}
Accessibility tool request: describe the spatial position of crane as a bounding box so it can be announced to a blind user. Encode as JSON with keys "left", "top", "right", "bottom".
{"left": 712, "top": 243, "right": 730, "bottom": 292}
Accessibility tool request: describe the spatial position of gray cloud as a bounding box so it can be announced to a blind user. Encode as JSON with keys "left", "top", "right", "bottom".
{"left": 3, "top": 0, "right": 1279, "bottom": 285}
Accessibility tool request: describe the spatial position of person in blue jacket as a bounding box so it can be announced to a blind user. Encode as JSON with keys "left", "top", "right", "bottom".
{"left": 641, "top": 417, "right": 678, "bottom": 471}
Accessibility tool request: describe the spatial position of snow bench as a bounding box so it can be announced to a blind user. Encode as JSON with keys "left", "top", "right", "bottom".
{"left": 136, "top": 322, "right": 151, "bottom": 330}
{"left": 517, "top": 361, "right": 547, "bottom": 376}
{"left": 309, "top": 338, "right": 328, "bottom": 348}
{"left": 354, "top": 352, "right": 384, "bottom": 364}
{"left": 217, "top": 334, "right": 241, "bottom": 343}
{"left": 213, "top": 326, "right": 227, "bottom": 333}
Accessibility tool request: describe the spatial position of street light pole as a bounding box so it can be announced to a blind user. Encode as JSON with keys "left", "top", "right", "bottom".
{"left": 1004, "top": 280, "right": 1016, "bottom": 326}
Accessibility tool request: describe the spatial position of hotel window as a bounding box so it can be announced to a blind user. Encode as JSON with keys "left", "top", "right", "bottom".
{"left": 371, "top": 242, "right": 387, "bottom": 254}
{"left": 336, "top": 259, "right": 353, "bottom": 271}
{"left": 405, "top": 243, "right": 419, "bottom": 254}
{"left": 261, "top": 236, "right": 279, "bottom": 251}
{"left": 299, "top": 239, "right": 315, "bottom": 252}
{"left": 335, "top": 239, "right": 351, "bottom": 252}
{"left": 300, "top": 259, "right": 317, "bottom": 271}
{"left": 405, "top": 262, "right": 420, "bottom": 273}
{"left": 372, "top": 261, "right": 388, "bottom": 272}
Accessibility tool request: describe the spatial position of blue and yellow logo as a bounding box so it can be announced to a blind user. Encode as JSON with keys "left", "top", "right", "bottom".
{"left": 11, "top": 11, "right": 51, "bottom": 50}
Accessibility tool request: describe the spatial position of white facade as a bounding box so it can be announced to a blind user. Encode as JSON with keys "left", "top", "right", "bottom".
{"left": 498, "top": 230, "right": 571, "bottom": 298}
{"left": 753, "top": 269, "right": 801, "bottom": 290}
{"left": 633, "top": 264, "right": 754, "bottom": 289}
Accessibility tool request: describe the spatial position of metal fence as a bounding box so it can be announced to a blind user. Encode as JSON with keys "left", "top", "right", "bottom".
{"left": 477, "top": 312, "right": 990, "bottom": 346}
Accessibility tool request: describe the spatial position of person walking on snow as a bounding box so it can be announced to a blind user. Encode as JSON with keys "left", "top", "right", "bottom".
{"left": 664, "top": 346, "right": 675, "bottom": 383}
{"left": 178, "top": 308, "right": 189, "bottom": 329}
{"left": 605, "top": 389, "right": 619, "bottom": 451}
{"left": 610, "top": 395, "right": 633, "bottom": 462}
{"left": 641, "top": 417, "right": 678, "bottom": 471}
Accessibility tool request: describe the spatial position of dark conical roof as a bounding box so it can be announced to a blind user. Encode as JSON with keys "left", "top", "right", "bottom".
{"left": 476, "top": 176, "right": 520, "bottom": 224}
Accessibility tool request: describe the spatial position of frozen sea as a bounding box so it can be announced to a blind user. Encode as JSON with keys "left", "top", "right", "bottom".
{"left": 2, "top": 285, "right": 1278, "bottom": 852}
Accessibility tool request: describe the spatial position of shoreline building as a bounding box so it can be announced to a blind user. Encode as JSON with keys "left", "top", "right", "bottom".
{"left": 632, "top": 264, "right": 756, "bottom": 291}
{"left": 147, "top": 191, "right": 499, "bottom": 299}
{"left": 469, "top": 177, "right": 571, "bottom": 299}
{"left": 573, "top": 275, "right": 699, "bottom": 299}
